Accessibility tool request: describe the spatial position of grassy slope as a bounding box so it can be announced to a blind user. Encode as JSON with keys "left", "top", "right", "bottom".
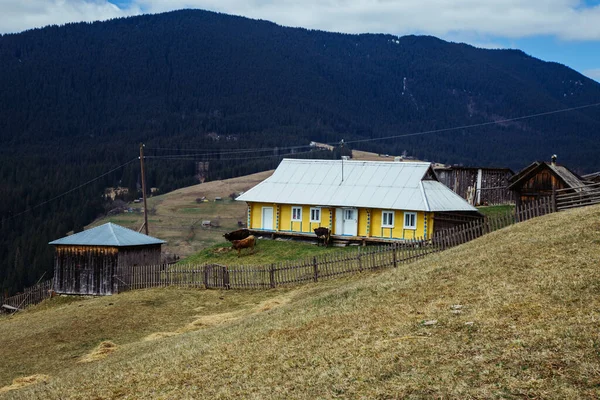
{"left": 183, "top": 239, "right": 354, "bottom": 265}
{"left": 3, "top": 204, "right": 600, "bottom": 398}
{"left": 90, "top": 170, "right": 274, "bottom": 258}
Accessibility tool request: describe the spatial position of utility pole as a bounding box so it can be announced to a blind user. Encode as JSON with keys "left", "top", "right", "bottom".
{"left": 340, "top": 139, "right": 345, "bottom": 183}
{"left": 139, "top": 143, "right": 149, "bottom": 235}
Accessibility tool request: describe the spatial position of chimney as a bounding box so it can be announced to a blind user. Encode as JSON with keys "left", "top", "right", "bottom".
{"left": 551, "top": 154, "right": 557, "bottom": 166}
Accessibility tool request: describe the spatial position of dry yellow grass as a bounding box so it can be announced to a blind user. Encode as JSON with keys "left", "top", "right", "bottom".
{"left": 0, "top": 375, "right": 49, "bottom": 395}
{"left": 4, "top": 204, "right": 600, "bottom": 399}
{"left": 89, "top": 170, "right": 274, "bottom": 258}
{"left": 78, "top": 341, "right": 118, "bottom": 363}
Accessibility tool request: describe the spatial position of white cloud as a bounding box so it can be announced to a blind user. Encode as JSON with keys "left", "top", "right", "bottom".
{"left": 130, "top": 0, "right": 600, "bottom": 40}
{"left": 583, "top": 68, "right": 600, "bottom": 81}
{"left": 1, "top": 0, "right": 600, "bottom": 42}
{"left": 0, "top": 0, "right": 139, "bottom": 34}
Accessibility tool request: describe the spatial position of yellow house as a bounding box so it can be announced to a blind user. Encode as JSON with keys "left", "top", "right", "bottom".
{"left": 237, "top": 159, "right": 480, "bottom": 241}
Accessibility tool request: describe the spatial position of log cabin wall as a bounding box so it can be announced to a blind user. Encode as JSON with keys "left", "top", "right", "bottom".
{"left": 53, "top": 246, "right": 118, "bottom": 295}
{"left": 435, "top": 167, "right": 514, "bottom": 205}
{"left": 115, "top": 245, "right": 163, "bottom": 291}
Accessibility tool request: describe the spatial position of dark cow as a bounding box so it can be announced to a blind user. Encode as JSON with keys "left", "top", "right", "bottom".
{"left": 223, "top": 228, "right": 250, "bottom": 242}
{"left": 314, "top": 227, "right": 331, "bottom": 247}
{"left": 231, "top": 235, "right": 256, "bottom": 256}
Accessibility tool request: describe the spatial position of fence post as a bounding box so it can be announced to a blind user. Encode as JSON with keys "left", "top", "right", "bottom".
{"left": 269, "top": 263, "right": 276, "bottom": 288}
{"left": 313, "top": 257, "right": 319, "bottom": 282}
{"left": 358, "top": 249, "right": 363, "bottom": 273}
{"left": 551, "top": 189, "right": 557, "bottom": 212}
{"left": 392, "top": 244, "right": 398, "bottom": 268}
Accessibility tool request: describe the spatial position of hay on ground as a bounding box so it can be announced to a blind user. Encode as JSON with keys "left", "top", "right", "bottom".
{"left": 78, "top": 341, "right": 118, "bottom": 363}
{"left": 0, "top": 374, "right": 50, "bottom": 394}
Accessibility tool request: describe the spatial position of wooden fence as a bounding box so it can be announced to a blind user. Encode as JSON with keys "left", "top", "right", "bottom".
{"left": 115, "top": 240, "right": 437, "bottom": 292}
{"left": 2, "top": 196, "right": 563, "bottom": 308}
{"left": 555, "top": 182, "right": 600, "bottom": 211}
{"left": 1, "top": 279, "right": 54, "bottom": 312}
{"left": 116, "top": 197, "right": 556, "bottom": 292}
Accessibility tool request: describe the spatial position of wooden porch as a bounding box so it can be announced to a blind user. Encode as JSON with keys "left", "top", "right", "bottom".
{"left": 248, "top": 229, "right": 424, "bottom": 246}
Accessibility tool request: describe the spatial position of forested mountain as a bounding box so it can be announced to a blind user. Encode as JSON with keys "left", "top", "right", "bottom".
{"left": 1, "top": 9, "right": 600, "bottom": 295}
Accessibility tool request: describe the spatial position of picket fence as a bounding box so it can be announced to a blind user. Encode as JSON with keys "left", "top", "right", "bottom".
{"left": 115, "top": 197, "right": 554, "bottom": 292}
{"left": 1, "top": 196, "right": 560, "bottom": 310}
{"left": 1, "top": 279, "right": 54, "bottom": 312}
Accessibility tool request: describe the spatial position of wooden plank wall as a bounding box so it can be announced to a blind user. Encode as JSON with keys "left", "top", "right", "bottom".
{"left": 53, "top": 246, "right": 118, "bottom": 295}
{"left": 436, "top": 168, "right": 514, "bottom": 205}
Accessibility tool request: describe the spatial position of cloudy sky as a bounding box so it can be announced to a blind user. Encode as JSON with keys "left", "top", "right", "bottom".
{"left": 1, "top": 0, "right": 599, "bottom": 81}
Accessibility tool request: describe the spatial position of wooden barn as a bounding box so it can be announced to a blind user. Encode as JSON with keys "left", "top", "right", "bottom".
{"left": 508, "top": 156, "right": 588, "bottom": 208}
{"left": 236, "top": 159, "right": 482, "bottom": 243}
{"left": 49, "top": 223, "right": 165, "bottom": 295}
{"left": 434, "top": 165, "right": 514, "bottom": 205}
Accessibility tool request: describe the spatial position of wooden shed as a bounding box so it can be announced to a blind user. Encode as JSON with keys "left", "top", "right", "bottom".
{"left": 434, "top": 165, "right": 514, "bottom": 205}
{"left": 49, "top": 223, "right": 165, "bottom": 295}
{"left": 508, "top": 158, "right": 587, "bottom": 209}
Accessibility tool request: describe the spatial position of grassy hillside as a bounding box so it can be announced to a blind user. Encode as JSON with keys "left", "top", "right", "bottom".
{"left": 4, "top": 205, "right": 599, "bottom": 398}
{"left": 89, "top": 170, "right": 274, "bottom": 258}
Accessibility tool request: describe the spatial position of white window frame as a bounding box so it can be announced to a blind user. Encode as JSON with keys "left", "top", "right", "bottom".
{"left": 310, "top": 207, "right": 321, "bottom": 223}
{"left": 403, "top": 212, "right": 417, "bottom": 230}
{"left": 381, "top": 210, "right": 395, "bottom": 228}
{"left": 291, "top": 206, "right": 302, "bottom": 222}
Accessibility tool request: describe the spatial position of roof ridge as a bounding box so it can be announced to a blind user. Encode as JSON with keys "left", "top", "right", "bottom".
{"left": 419, "top": 181, "right": 431, "bottom": 212}
{"left": 107, "top": 223, "right": 120, "bottom": 246}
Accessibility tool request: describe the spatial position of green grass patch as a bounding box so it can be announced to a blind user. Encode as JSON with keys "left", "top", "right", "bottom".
{"left": 477, "top": 204, "right": 515, "bottom": 218}
{"left": 181, "top": 239, "right": 354, "bottom": 266}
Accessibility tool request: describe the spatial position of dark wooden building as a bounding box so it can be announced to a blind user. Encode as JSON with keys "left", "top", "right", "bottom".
{"left": 434, "top": 166, "right": 514, "bottom": 205}
{"left": 508, "top": 158, "right": 587, "bottom": 208}
{"left": 49, "top": 223, "right": 165, "bottom": 295}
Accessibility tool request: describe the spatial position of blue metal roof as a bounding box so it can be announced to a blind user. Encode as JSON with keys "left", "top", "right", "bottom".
{"left": 49, "top": 223, "right": 166, "bottom": 247}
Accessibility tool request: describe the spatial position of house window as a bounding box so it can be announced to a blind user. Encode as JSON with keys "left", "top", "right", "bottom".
{"left": 382, "top": 211, "right": 394, "bottom": 228}
{"left": 344, "top": 209, "right": 355, "bottom": 220}
{"left": 291, "top": 206, "right": 302, "bottom": 222}
{"left": 310, "top": 207, "right": 321, "bottom": 223}
{"left": 404, "top": 212, "right": 417, "bottom": 230}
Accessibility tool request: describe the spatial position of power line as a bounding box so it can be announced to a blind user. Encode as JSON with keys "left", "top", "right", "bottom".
{"left": 336, "top": 102, "right": 600, "bottom": 145}
{"left": 7, "top": 158, "right": 138, "bottom": 220}
{"left": 146, "top": 144, "right": 312, "bottom": 155}
{"left": 146, "top": 101, "right": 600, "bottom": 155}
{"left": 145, "top": 148, "right": 320, "bottom": 161}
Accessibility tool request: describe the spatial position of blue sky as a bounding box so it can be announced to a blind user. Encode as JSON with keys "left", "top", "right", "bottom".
{"left": 0, "top": 0, "right": 599, "bottom": 81}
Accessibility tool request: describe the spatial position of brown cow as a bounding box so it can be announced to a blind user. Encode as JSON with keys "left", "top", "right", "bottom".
{"left": 231, "top": 235, "right": 256, "bottom": 256}
{"left": 314, "top": 227, "right": 331, "bottom": 247}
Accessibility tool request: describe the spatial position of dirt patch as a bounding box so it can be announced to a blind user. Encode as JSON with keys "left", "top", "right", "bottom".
{"left": 143, "top": 332, "right": 180, "bottom": 341}
{"left": 79, "top": 341, "right": 118, "bottom": 363}
{"left": 144, "top": 292, "right": 295, "bottom": 341}
{"left": 0, "top": 374, "right": 50, "bottom": 394}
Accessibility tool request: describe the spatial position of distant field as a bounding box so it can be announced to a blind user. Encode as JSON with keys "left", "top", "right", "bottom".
{"left": 89, "top": 170, "right": 274, "bottom": 258}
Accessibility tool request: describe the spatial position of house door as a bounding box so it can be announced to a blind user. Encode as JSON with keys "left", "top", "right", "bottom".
{"left": 336, "top": 208, "right": 358, "bottom": 236}
{"left": 262, "top": 207, "right": 274, "bottom": 230}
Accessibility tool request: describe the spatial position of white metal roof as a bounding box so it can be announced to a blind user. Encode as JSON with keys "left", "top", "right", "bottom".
{"left": 236, "top": 159, "right": 478, "bottom": 212}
